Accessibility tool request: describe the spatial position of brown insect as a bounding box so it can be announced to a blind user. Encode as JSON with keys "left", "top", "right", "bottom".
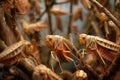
{"left": 73, "top": 6, "right": 83, "bottom": 21}
{"left": 32, "top": 64, "right": 63, "bottom": 80}
{"left": 0, "top": 39, "right": 30, "bottom": 65}
{"left": 50, "top": 8, "right": 67, "bottom": 32}
{"left": 79, "top": 34, "right": 120, "bottom": 64}
{"left": 99, "top": 12, "right": 108, "bottom": 23}
{"left": 20, "top": 19, "right": 48, "bottom": 35}
{"left": 4, "top": 0, "right": 30, "bottom": 14}
{"left": 55, "top": 15, "right": 63, "bottom": 31}
{"left": 50, "top": 8, "right": 68, "bottom": 15}
{"left": 72, "top": 23, "right": 80, "bottom": 34}
{"left": 15, "top": 0, "right": 30, "bottom": 14}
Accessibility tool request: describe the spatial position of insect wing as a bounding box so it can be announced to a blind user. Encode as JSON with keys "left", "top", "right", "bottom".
{"left": 96, "top": 36, "right": 120, "bottom": 52}
{"left": 0, "top": 41, "right": 23, "bottom": 61}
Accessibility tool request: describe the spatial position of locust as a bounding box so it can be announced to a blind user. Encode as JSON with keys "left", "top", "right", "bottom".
{"left": 32, "top": 64, "right": 63, "bottom": 80}
{"left": 0, "top": 38, "right": 30, "bottom": 65}
{"left": 46, "top": 35, "right": 81, "bottom": 71}
{"left": 46, "top": 35, "right": 80, "bottom": 62}
{"left": 79, "top": 34, "right": 120, "bottom": 52}
{"left": 79, "top": 34, "right": 120, "bottom": 65}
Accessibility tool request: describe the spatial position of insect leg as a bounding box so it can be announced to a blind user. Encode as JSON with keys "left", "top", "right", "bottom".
{"left": 62, "top": 51, "right": 79, "bottom": 70}
{"left": 91, "top": 40, "right": 104, "bottom": 63}
{"left": 96, "top": 49, "right": 106, "bottom": 67}
{"left": 57, "top": 58, "right": 63, "bottom": 73}
{"left": 88, "top": 38, "right": 97, "bottom": 50}
{"left": 50, "top": 51, "right": 63, "bottom": 73}
{"left": 87, "top": 39, "right": 106, "bottom": 66}
{"left": 78, "top": 49, "right": 87, "bottom": 58}
{"left": 63, "top": 41, "right": 79, "bottom": 57}
{"left": 50, "top": 51, "right": 57, "bottom": 72}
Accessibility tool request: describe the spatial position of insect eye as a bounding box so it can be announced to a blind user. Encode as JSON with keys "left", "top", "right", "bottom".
{"left": 49, "top": 38, "right": 52, "bottom": 41}
{"left": 82, "top": 37, "right": 85, "bottom": 39}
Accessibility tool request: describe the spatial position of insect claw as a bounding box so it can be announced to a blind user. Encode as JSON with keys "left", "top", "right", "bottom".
{"left": 58, "top": 60, "right": 63, "bottom": 73}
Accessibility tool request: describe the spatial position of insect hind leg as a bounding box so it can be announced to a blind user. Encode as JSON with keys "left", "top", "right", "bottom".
{"left": 50, "top": 51, "right": 63, "bottom": 73}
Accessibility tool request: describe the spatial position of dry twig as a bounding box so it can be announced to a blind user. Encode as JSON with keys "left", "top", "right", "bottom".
{"left": 68, "top": 0, "right": 73, "bottom": 35}
{"left": 0, "top": 2, "right": 12, "bottom": 46}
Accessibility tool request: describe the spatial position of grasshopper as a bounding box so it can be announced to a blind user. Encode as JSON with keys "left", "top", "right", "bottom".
{"left": 79, "top": 34, "right": 120, "bottom": 64}
{"left": 46, "top": 35, "right": 80, "bottom": 62}
{"left": 0, "top": 38, "right": 30, "bottom": 65}
{"left": 32, "top": 64, "right": 63, "bottom": 80}
{"left": 79, "top": 34, "right": 120, "bottom": 52}
{"left": 4, "top": 0, "right": 30, "bottom": 14}
{"left": 46, "top": 35, "right": 81, "bottom": 72}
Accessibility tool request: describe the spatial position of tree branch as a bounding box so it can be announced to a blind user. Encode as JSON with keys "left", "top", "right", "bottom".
{"left": 45, "top": 0, "right": 53, "bottom": 34}
{"left": 67, "top": 0, "right": 73, "bottom": 35}
{"left": 54, "top": 1, "right": 70, "bottom": 5}
{"left": 36, "top": 10, "right": 46, "bottom": 21}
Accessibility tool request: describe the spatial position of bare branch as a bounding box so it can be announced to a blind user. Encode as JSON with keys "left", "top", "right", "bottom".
{"left": 36, "top": 10, "right": 46, "bottom": 21}
{"left": 54, "top": 1, "right": 70, "bottom": 5}
{"left": 45, "top": 0, "right": 53, "bottom": 34}
{"left": 67, "top": 0, "right": 73, "bottom": 35}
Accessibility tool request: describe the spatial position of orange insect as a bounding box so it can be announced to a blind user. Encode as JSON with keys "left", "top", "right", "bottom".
{"left": 73, "top": 6, "right": 83, "bottom": 21}
{"left": 46, "top": 35, "right": 80, "bottom": 71}
{"left": 50, "top": 8, "right": 68, "bottom": 15}
{"left": 15, "top": 0, "right": 30, "bottom": 14}
{"left": 55, "top": 15, "right": 63, "bottom": 31}
{"left": 20, "top": 19, "right": 48, "bottom": 35}
{"left": 4, "top": 0, "right": 30, "bottom": 14}
{"left": 46, "top": 35, "right": 74, "bottom": 62}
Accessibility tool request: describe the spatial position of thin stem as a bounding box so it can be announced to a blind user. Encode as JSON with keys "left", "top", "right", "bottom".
{"left": 36, "top": 10, "right": 46, "bottom": 21}
{"left": 91, "top": 21, "right": 101, "bottom": 36}
{"left": 45, "top": 0, "right": 53, "bottom": 34}
{"left": 67, "top": 0, "right": 73, "bottom": 35}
